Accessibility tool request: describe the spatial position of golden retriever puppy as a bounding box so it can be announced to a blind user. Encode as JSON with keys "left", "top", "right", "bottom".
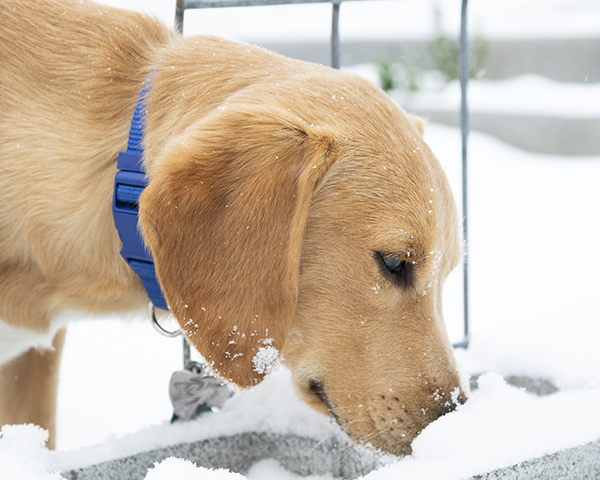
{"left": 0, "top": 0, "right": 465, "bottom": 453}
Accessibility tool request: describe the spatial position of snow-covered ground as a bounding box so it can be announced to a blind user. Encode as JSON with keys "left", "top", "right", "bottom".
{"left": 2, "top": 0, "right": 599, "bottom": 479}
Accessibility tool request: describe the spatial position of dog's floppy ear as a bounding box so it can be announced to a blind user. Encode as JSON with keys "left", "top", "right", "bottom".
{"left": 139, "top": 103, "right": 337, "bottom": 388}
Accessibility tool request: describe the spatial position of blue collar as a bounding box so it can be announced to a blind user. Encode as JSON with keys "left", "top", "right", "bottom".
{"left": 112, "top": 81, "right": 169, "bottom": 311}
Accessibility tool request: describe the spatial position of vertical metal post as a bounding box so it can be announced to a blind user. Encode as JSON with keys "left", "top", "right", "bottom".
{"left": 175, "top": 2, "right": 188, "bottom": 367}
{"left": 175, "top": 0, "right": 185, "bottom": 34}
{"left": 459, "top": 0, "right": 470, "bottom": 348}
{"left": 331, "top": 1, "right": 341, "bottom": 69}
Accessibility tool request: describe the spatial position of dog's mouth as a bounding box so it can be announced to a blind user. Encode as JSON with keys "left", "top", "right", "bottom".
{"left": 308, "top": 379, "right": 340, "bottom": 424}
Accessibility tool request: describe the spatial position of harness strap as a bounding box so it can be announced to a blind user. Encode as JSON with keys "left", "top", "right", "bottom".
{"left": 112, "top": 80, "right": 169, "bottom": 311}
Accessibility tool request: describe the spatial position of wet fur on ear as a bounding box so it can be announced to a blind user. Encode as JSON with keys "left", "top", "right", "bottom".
{"left": 139, "top": 103, "right": 337, "bottom": 388}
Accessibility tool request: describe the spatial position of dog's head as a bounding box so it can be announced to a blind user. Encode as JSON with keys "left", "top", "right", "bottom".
{"left": 139, "top": 66, "right": 465, "bottom": 455}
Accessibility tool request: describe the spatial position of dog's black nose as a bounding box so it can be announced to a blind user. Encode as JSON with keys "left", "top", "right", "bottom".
{"left": 437, "top": 390, "right": 466, "bottom": 418}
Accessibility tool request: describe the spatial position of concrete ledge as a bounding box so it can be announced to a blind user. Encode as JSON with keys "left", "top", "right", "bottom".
{"left": 466, "top": 440, "right": 600, "bottom": 480}
{"left": 60, "top": 433, "right": 600, "bottom": 480}
{"left": 60, "top": 432, "right": 383, "bottom": 479}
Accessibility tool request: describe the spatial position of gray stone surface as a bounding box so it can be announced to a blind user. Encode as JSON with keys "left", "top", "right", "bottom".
{"left": 60, "top": 432, "right": 383, "bottom": 479}
{"left": 470, "top": 374, "right": 559, "bottom": 396}
{"left": 467, "top": 440, "right": 600, "bottom": 480}
{"left": 61, "top": 433, "right": 600, "bottom": 480}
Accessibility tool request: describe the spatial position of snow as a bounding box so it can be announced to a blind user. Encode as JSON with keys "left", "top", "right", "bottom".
{"left": 0, "top": 425, "right": 61, "bottom": 480}
{"left": 3, "top": 0, "right": 600, "bottom": 479}
{"left": 394, "top": 74, "right": 600, "bottom": 118}
{"left": 145, "top": 458, "right": 245, "bottom": 480}
{"left": 253, "top": 339, "right": 280, "bottom": 375}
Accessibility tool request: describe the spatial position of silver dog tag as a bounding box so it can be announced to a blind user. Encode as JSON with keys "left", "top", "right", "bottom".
{"left": 169, "top": 362, "right": 230, "bottom": 421}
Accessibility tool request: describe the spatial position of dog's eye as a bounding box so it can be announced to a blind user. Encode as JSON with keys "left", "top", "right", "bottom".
{"left": 377, "top": 252, "right": 413, "bottom": 288}
{"left": 382, "top": 255, "right": 405, "bottom": 273}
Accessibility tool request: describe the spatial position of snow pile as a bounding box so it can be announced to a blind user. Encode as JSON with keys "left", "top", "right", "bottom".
{"left": 145, "top": 458, "right": 244, "bottom": 480}
{"left": 0, "top": 425, "right": 63, "bottom": 480}
{"left": 392, "top": 74, "right": 600, "bottom": 117}
{"left": 144, "top": 457, "right": 339, "bottom": 480}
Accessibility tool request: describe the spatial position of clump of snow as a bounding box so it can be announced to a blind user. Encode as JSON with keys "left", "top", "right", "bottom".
{"left": 145, "top": 458, "right": 244, "bottom": 480}
{"left": 0, "top": 425, "right": 64, "bottom": 480}
{"left": 252, "top": 338, "right": 281, "bottom": 376}
{"left": 246, "top": 459, "right": 337, "bottom": 480}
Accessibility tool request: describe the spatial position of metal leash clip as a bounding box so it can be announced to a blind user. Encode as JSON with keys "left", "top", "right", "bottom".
{"left": 149, "top": 303, "right": 181, "bottom": 338}
{"left": 169, "top": 361, "right": 231, "bottom": 422}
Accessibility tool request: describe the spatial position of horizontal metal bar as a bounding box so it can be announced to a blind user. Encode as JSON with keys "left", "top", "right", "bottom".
{"left": 179, "top": 0, "right": 373, "bottom": 9}
{"left": 452, "top": 338, "right": 469, "bottom": 350}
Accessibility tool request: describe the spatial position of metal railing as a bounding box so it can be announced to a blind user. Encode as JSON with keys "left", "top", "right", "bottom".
{"left": 175, "top": 0, "right": 372, "bottom": 68}
{"left": 174, "top": 0, "right": 471, "bottom": 349}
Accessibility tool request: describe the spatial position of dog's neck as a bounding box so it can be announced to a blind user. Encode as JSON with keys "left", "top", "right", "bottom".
{"left": 112, "top": 79, "right": 168, "bottom": 311}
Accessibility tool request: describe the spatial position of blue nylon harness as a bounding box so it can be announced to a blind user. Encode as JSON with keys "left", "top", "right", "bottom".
{"left": 112, "top": 81, "right": 169, "bottom": 311}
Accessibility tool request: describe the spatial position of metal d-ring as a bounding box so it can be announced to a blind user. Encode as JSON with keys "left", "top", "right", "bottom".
{"left": 149, "top": 302, "right": 181, "bottom": 338}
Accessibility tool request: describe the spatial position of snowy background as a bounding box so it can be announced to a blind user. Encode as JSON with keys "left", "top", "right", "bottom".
{"left": 1, "top": 0, "right": 599, "bottom": 479}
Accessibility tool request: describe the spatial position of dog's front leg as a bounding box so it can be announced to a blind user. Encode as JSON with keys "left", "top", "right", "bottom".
{"left": 0, "top": 328, "right": 66, "bottom": 449}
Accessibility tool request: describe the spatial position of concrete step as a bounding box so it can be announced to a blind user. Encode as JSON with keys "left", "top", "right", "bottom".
{"left": 465, "top": 441, "right": 600, "bottom": 480}
{"left": 60, "top": 430, "right": 600, "bottom": 480}
{"left": 60, "top": 432, "right": 382, "bottom": 480}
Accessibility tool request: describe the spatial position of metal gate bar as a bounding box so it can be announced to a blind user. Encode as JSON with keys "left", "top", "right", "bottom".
{"left": 174, "top": 0, "right": 471, "bottom": 349}
{"left": 176, "top": 0, "right": 358, "bottom": 67}
{"left": 457, "top": 0, "right": 470, "bottom": 349}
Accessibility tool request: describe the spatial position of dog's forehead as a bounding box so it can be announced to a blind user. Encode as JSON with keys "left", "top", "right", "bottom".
{"left": 311, "top": 129, "right": 459, "bottom": 257}
{"left": 328, "top": 133, "right": 447, "bottom": 211}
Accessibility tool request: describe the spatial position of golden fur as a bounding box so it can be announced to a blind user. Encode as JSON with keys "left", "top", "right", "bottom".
{"left": 0, "top": 0, "right": 465, "bottom": 454}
